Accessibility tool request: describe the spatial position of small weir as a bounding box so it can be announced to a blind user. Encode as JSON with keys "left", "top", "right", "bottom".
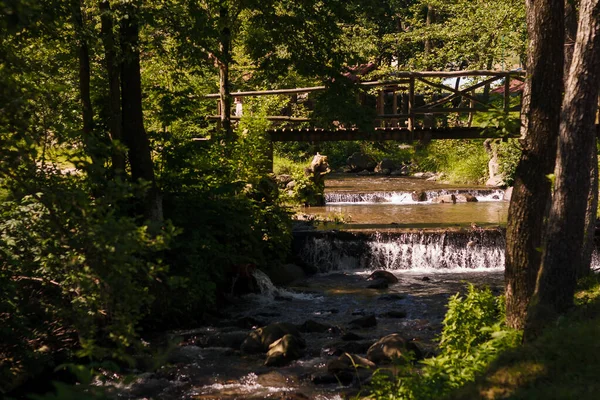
{"left": 325, "top": 188, "right": 505, "bottom": 204}
{"left": 294, "top": 229, "right": 506, "bottom": 272}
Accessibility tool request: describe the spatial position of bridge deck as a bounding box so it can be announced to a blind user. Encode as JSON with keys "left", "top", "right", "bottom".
{"left": 269, "top": 126, "right": 519, "bottom": 142}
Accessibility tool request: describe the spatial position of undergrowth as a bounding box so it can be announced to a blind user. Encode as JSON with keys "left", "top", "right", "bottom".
{"left": 364, "top": 284, "right": 521, "bottom": 399}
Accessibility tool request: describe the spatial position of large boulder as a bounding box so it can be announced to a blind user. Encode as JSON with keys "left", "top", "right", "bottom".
{"left": 347, "top": 152, "right": 377, "bottom": 172}
{"left": 265, "top": 334, "right": 305, "bottom": 366}
{"left": 367, "top": 270, "right": 399, "bottom": 284}
{"left": 241, "top": 323, "right": 303, "bottom": 354}
{"left": 366, "top": 279, "right": 389, "bottom": 289}
{"left": 366, "top": 334, "right": 422, "bottom": 364}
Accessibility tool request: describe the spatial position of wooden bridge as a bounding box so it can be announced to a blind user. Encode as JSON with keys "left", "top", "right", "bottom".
{"left": 205, "top": 70, "right": 525, "bottom": 142}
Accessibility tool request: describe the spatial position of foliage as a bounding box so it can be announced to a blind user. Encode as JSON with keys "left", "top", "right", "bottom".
{"left": 415, "top": 140, "right": 489, "bottom": 183}
{"left": 451, "top": 275, "right": 600, "bottom": 400}
{"left": 0, "top": 169, "right": 175, "bottom": 391}
{"left": 363, "top": 285, "right": 521, "bottom": 399}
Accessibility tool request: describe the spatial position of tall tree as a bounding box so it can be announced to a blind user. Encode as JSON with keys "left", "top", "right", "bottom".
{"left": 525, "top": 0, "right": 600, "bottom": 339}
{"left": 120, "top": 1, "right": 163, "bottom": 222}
{"left": 504, "top": 0, "right": 564, "bottom": 330}
{"left": 99, "top": 0, "right": 126, "bottom": 174}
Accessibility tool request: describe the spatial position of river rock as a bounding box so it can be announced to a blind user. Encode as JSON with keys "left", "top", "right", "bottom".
{"left": 431, "top": 194, "right": 456, "bottom": 204}
{"left": 349, "top": 315, "right": 377, "bottom": 328}
{"left": 299, "top": 319, "right": 333, "bottom": 333}
{"left": 233, "top": 316, "right": 265, "bottom": 329}
{"left": 367, "top": 334, "right": 422, "bottom": 364}
{"left": 366, "top": 279, "right": 389, "bottom": 289}
{"left": 328, "top": 340, "right": 374, "bottom": 356}
{"left": 347, "top": 152, "right": 377, "bottom": 172}
{"left": 380, "top": 310, "right": 407, "bottom": 319}
{"left": 411, "top": 190, "right": 428, "bottom": 202}
{"left": 455, "top": 193, "right": 478, "bottom": 203}
{"left": 367, "top": 270, "right": 399, "bottom": 284}
{"left": 341, "top": 332, "right": 364, "bottom": 341}
{"left": 326, "top": 353, "right": 375, "bottom": 385}
{"left": 241, "top": 322, "right": 303, "bottom": 354}
{"left": 286, "top": 180, "right": 296, "bottom": 190}
{"left": 275, "top": 174, "right": 293, "bottom": 187}
{"left": 265, "top": 334, "right": 305, "bottom": 366}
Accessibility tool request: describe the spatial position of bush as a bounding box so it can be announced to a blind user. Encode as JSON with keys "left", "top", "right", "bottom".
{"left": 0, "top": 171, "right": 174, "bottom": 391}
{"left": 364, "top": 284, "right": 521, "bottom": 399}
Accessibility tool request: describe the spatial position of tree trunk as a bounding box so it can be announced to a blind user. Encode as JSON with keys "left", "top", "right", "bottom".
{"left": 120, "top": 3, "right": 163, "bottom": 223}
{"left": 581, "top": 144, "right": 599, "bottom": 278}
{"left": 73, "top": 0, "right": 102, "bottom": 170}
{"left": 99, "top": 0, "right": 126, "bottom": 175}
{"left": 525, "top": 0, "right": 600, "bottom": 340}
{"left": 564, "top": 0, "right": 578, "bottom": 71}
{"left": 424, "top": 5, "right": 435, "bottom": 59}
{"left": 504, "top": 0, "right": 564, "bottom": 330}
{"left": 219, "top": 4, "right": 233, "bottom": 145}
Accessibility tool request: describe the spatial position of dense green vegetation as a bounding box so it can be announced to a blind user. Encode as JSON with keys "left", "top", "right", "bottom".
{"left": 2, "top": 0, "right": 599, "bottom": 398}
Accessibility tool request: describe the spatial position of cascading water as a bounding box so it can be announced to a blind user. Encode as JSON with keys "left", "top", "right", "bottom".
{"left": 324, "top": 188, "right": 505, "bottom": 204}
{"left": 295, "top": 229, "right": 506, "bottom": 272}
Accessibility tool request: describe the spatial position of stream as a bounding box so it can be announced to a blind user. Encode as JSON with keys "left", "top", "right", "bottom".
{"left": 104, "top": 175, "right": 570, "bottom": 399}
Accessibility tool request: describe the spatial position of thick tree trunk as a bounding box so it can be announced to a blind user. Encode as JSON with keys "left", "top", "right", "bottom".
{"left": 504, "top": 0, "right": 564, "bottom": 330}
{"left": 73, "top": 0, "right": 102, "bottom": 169}
{"left": 99, "top": 0, "right": 126, "bottom": 174}
{"left": 219, "top": 4, "right": 233, "bottom": 145}
{"left": 525, "top": 0, "right": 600, "bottom": 340}
{"left": 120, "top": 3, "right": 163, "bottom": 222}
{"left": 581, "top": 145, "right": 599, "bottom": 278}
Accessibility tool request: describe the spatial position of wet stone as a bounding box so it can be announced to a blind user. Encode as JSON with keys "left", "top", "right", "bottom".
{"left": 299, "top": 319, "right": 332, "bottom": 333}
{"left": 232, "top": 316, "right": 265, "bottom": 329}
{"left": 366, "top": 279, "right": 389, "bottom": 289}
{"left": 257, "top": 370, "right": 299, "bottom": 387}
{"left": 349, "top": 315, "right": 377, "bottom": 328}
{"left": 341, "top": 332, "right": 364, "bottom": 341}
{"left": 380, "top": 310, "right": 407, "bottom": 319}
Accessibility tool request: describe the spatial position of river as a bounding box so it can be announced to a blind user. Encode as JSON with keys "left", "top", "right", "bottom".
{"left": 106, "top": 175, "right": 516, "bottom": 399}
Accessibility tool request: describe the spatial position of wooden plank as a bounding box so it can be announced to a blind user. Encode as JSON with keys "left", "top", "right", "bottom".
{"left": 268, "top": 126, "right": 520, "bottom": 142}
{"left": 203, "top": 71, "right": 526, "bottom": 99}
{"left": 207, "top": 115, "right": 311, "bottom": 121}
{"left": 417, "top": 76, "right": 500, "bottom": 109}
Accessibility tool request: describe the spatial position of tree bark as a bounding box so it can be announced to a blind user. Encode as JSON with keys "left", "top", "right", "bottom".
{"left": 581, "top": 144, "right": 599, "bottom": 278}
{"left": 73, "top": 0, "right": 102, "bottom": 170}
{"left": 99, "top": 0, "right": 126, "bottom": 175}
{"left": 120, "top": 3, "right": 163, "bottom": 222}
{"left": 424, "top": 5, "right": 435, "bottom": 59}
{"left": 219, "top": 3, "right": 233, "bottom": 145}
{"left": 504, "top": 0, "right": 564, "bottom": 330}
{"left": 525, "top": 0, "right": 600, "bottom": 340}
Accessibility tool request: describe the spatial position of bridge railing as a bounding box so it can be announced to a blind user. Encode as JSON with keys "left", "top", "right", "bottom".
{"left": 204, "top": 70, "right": 525, "bottom": 140}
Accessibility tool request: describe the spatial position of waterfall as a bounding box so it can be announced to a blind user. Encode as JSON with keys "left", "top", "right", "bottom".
{"left": 295, "top": 229, "right": 506, "bottom": 272}
{"left": 324, "top": 189, "right": 505, "bottom": 204}
{"left": 252, "top": 269, "right": 278, "bottom": 298}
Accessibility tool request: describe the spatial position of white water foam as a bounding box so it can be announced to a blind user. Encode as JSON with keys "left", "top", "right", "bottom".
{"left": 251, "top": 269, "right": 324, "bottom": 301}
{"left": 300, "top": 231, "right": 506, "bottom": 273}
{"left": 325, "top": 189, "right": 505, "bottom": 205}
